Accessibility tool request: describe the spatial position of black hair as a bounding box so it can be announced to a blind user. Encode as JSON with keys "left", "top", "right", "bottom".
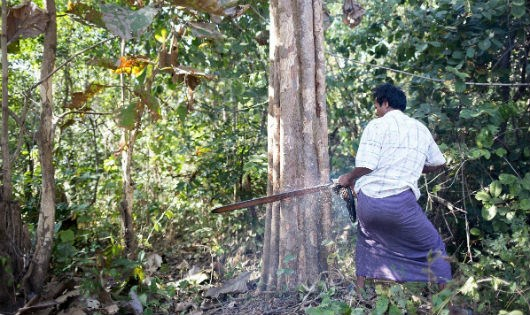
{"left": 373, "top": 83, "right": 407, "bottom": 111}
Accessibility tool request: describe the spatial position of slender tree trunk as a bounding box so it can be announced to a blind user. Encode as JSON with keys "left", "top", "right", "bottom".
{"left": 22, "top": 0, "right": 57, "bottom": 297}
{"left": 120, "top": 130, "right": 138, "bottom": 254}
{"left": 1, "top": 0, "right": 13, "bottom": 305}
{"left": 261, "top": 0, "right": 331, "bottom": 291}
{"left": 118, "top": 40, "right": 137, "bottom": 255}
{"left": 1, "top": 4, "right": 32, "bottom": 308}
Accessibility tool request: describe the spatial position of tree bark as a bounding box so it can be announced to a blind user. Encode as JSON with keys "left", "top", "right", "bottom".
{"left": 22, "top": 0, "right": 57, "bottom": 297}
{"left": 261, "top": 0, "right": 331, "bottom": 291}
{"left": 1, "top": 0, "right": 14, "bottom": 303}
{"left": 120, "top": 130, "right": 138, "bottom": 254}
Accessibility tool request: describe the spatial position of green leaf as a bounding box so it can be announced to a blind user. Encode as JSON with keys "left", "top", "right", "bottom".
{"left": 59, "top": 229, "right": 75, "bottom": 243}
{"left": 499, "top": 173, "right": 518, "bottom": 185}
{"left": 459, "top": 109, "right": 473, "bottom": 119}
{"left": 475, "top": 190, "right": 491, "bottom": 202}
{"left": 511, "top": 2, "right": 526, "bottom": 19}
{"left": 466, "top": 47, "right": 475, "bottom": 58}
{"left": 482, "top": 205, "right": 497, "bottom": 221}
{"left": 494, "top": 148, "right": 507, "bottom": 157}
{"left": 470, "top": 228, "right": 481, "bottom": 236}
{"left": 468, "top": 148, "right": 483, "bottom": 160}
{"left": 522, "top": 173, "right": 530, "bottom": 191}
{"left": 454, "top": 80, "right": 466, "bottom": 93}
{"left": 478, "top": 39, "right": 491, "bottom": 51}
{"left": 388, "top": 304, "right": 402, "bottom": 315}
{"left": 118, "top": 103, "right": 139, "bottom": 130}
{"left": 155, "top": 28, "right": 168, "bottom": 43}
{"left": 519, "top": 199, "right": 530, "bottom": 211}
{"left": 489, "top": 181, "right": 502, "bottom": 198}
{"left": 176, "top": 103, "right": 188, "bottom": 122}
{"left": 374, "top": 296, "right": 389, "bottom": 315}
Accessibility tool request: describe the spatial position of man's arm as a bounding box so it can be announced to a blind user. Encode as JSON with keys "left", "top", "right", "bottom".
{"left": 338, "top": 167, "right": 373, "bottom": 190}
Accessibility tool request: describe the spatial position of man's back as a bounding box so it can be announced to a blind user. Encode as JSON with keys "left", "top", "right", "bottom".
{"left": 354, "top": 110, "right": 445, "bottom": 199}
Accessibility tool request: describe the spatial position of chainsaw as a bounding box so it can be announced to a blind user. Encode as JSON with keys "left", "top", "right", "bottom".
{"left": 211, "top": 181, "right": 357, "bottom": 223}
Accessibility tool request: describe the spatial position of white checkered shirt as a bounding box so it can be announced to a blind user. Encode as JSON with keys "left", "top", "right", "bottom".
{"left": 355, "top": 110, "right": 446, "bottom": 199}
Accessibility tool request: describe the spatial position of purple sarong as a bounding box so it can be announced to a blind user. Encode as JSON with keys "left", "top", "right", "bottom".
{"left": 355, "top": 189, "right": 452, "bottom": 283}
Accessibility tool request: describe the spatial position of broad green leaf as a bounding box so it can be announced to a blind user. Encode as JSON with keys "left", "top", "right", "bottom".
{"left": 478, "top": 39, "right": 491, "bottom": 51}
{"left": 494, "top": 148, "right": 507, "bottom": 157}
{"left": 519, "top": 199, "right": 530, "bottom": 211}
{"left": 475, "top": 190, "right": 491, "bottom": 202}
{"left": 521, "top": 173, "right": 530, "bottom": 191}
{"left": 374, "top": 296, "right": 389, "bottom": 315}
{"left": 489, "top": 181, "right": 502, "bottom": 198}
{"left": 454, "top": 80, "right": 466, "bottom": 93}
{"left": 470, "top": 228, "right": 481, "bottom": 236}
{"left": 176, "top": 103, "right": 188, "bottom": 122}
{"left": 468, "top": 148, "right": 490, "bottom": 160}
{"left": 482, "top": 205, "right": 497, "bottom": 221}
{"left": 468, "top": 148, "right": 482, "bottom": 160}
{"left": 511, "top": 2, "right": 526, "bottom": 19}
{"left": 388, "top": 304, "right": 402, "bottom": 315}
{"left": 118, "top": 103, "right": 139, "bottom": 130}
{"left": 466, "top": 47, "right": 475, "bottom": 58}
{"left": 499, "top": 173, "right": 518, "bottom": 185}
{"left": 155, "top": 28, "right": 168, "bottom": 43}
{"left": 59, "top": 229, "right": 75, "bottom": 243}
{"left": 476, "top": 128, "right": 494, "bottom": 148}
{"left": 101, "top": 4, "right": 158, "bottom": 40}
{"left": 459, "top": 109, "right": 474, "bottom": 119}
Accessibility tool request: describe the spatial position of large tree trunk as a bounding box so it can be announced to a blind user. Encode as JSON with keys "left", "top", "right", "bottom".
{"left": 261, "top": 0, "right": 332, "bottom": 291}
{"left": 22, "top": 0, "right": 57, "bottom": 297}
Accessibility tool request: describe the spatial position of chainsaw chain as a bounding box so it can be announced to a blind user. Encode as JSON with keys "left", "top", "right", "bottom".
{"left": 332, "top": 184, "right": 356, "bottom": 223}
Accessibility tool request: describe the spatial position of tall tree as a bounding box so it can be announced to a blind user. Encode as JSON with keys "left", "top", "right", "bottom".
{"left": 21, "top": 0, "right": 57, "bottom": 296}
{"left": 0, "top": 0, "right": 13, "bottom": 304}
{"left": 261, "top": 0, "right": 332, "bottom": 290}
{"left": 1, "top": 1, "right": 33, "bottom": 306}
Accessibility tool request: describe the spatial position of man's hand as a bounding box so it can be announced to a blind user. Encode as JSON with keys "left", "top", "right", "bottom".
{"left": 337, "top": 167, "right": 373, "bottom": 192}
{"left": 337, "top": 173, "right": 355, "bottom": 188}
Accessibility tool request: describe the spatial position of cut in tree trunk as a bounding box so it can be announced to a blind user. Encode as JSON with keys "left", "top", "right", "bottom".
{"left": 261, "top": 0, "right": 332, "bottom": 291}
{"left": 21, "top": 0, "right": 57, "bottom": 297}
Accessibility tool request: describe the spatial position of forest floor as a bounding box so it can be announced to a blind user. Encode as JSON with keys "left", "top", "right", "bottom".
{"left": 4, "top": 208, "right": 460, "bottom": 315}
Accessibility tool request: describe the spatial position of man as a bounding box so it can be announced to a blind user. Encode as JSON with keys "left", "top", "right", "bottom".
{"left": 338, "top": 83, "right": 451, "bottom": 290}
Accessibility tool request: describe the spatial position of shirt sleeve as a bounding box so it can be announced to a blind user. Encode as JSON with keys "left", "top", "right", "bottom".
{"left": 355, "top": 121, "right": 382, "bottom": 170}
{"left": 425, "top": 137, "right": 446, "bottom": 166}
